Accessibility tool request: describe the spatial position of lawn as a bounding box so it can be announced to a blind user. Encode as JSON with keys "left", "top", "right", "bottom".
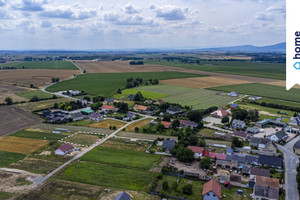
{"left": 46, "top": 72, "right": 205, "bottom": 97}
{"left": 81, "top": 147, "right": 161, "bottom": 170}
{"left": 146, "top": 60, "right": 285, "bottom": 80}
{"left": 11, "top": 130, "right": 67, "bottom": 141}
{"left": 129, "top": 85, "right": 238, "bottom": 109}
{"left": 0, "top": 61, "right": 78, "bottom": 70}
{"left": 198, "top": 128, "right": 217, "bottom": 137}
{"left": 0, "top": 151, "right": 26, "bottom": 167}
{"left": 62, "top": 162, "right": 153, "bottom": 191}
{"left": 16, "top": 90, "right": 54, "bottom": 100}
{"left": 114, "top": 88, "right": 167, "bottom": 100}
{"left": 209, "top": 83, "right": 300, "bottom": 103}
{"left": 88, "top": 119, "right": 126, "bottom": 129}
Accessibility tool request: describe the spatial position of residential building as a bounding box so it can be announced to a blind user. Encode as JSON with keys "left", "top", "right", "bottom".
{"left": 69, "top": 90, "right": 81, "bottom": 96}
{"left": 268, "top": 130, "right": 288, "bottom": 143}
{"left": 216, "top": 159, "right": 238, "bottom": 170}
{"left": 226, "top": 147, "right": 233, "bottom": 155}
{"left": 258, "top": 154, "right": 282, "bottom": 168}
{"left": 101, "top": 105, "right": 115, "bottom": 113}
{"left": 209, "top": 152, "right": 226, "bottom": 160}
{"left": 232, "top": 131, "right": 249, "bottom": 141}
{"left": 245, "top": 155, "right": 259, "bottom": 165}
{"left": 133, "top": 104, "right": 148, "bottom": 113}
{"left": 161, "top": 121, "right": 171, "bottom": 129}
{"left": 294, "top": 141, "right": 300, "bottom": 155}
{"left": 166, "top": 107, "right": 182, "bottom": 115}
{"left": 179, "top": 120, "right": 197, "bottom": 128}
{"left": 188, "top": 146, "right": 204, "bottom": 158}
{"left": 249, "top": 96, "right": 262, "bottom": 101}
{"left": 115, "top": 192, "right": 131, "bottom": 200}
{"left": 127, "top": 94, "right": 134, "bottom": 101}
{"left": 69, "top": 111, "right": 84, "bottom": 122}
{"left": 230, "top": 174, "right": 242, "bottom": 187}
{"left": 231, "top": 119, "right": 246, "bottom": 129}
{"left": 55, "top": 143, "right": 74, "bottom": 155}
{"left": 246, "top": 127, "right": 260, "bottom": 134}
{"left": 202, "top": 180, "right": 222, "bottom": 200}
{"left": 156, "top": 98, "right": 164, "bottom": 104}
{"left": 250, "top": 167, "right": 270, "bottom": 180}
{"left": 162, "top": 139, "right": 176, "bottom": 151}
{"left": 105, "top": 97, "right": 114, "bottom": 104}
{"left": 211, "top": 108, "right": 229, "bottom": 118}
{"left": 250, "top": 137, "right": 271, "bottom": 149}
{"left": 227, "top": 103, "right": 239, "bottom": 109}
{"left": 90, "top": 112, "right": 102, "bottom": 122}
{"left": 289, "top": 114, "right": 300, "bottom": 126}
{"left": 227, "top": 91, "right": 239, "bottom": 97}
{"left": 253, "top": 176, "right": 279, "bottom": 200}
{"left": 123, "top": 112, "right": 136, "bottom": 121}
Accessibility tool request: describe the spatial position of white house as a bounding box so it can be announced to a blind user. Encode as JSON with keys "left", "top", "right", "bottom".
{"left": 55, "top": 143, "right": 74, "bottom": 156}
{"left": 268, "top": 130, "right": 288, "bottom": 143}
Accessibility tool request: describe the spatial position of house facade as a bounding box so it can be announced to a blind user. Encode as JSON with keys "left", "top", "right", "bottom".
{"left": 202, "top": 180, "right": 222, "bottom": 200}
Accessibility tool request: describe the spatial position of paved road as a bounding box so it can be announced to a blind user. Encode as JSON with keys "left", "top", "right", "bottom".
{"left": 277, "top": 136, "right": 300, "bottom": 200}
{"left": 34, "top": 116, "right": 151, "bottom": 186}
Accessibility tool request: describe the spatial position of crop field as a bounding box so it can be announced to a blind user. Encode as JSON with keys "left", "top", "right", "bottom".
{"left": 0, "top": 84, "right": 29, "bottom": 103}
{"left": 146, "top": 60, "right": 285, "bottom": 80}
{"left": 0, "top": 151, "right": 26, "bottom": 167}
{"left": 0, "top": 61, "right": 78, "bottom": 70}
{"left": 209, "top": 83, "right": 300, "bottom": 103}
{"left": 75, "top": 60, "right": 186, "bottom": 73}
{"left": 11, "top": 130, "right": 67, "bottom": 141}
{"left": 81, "top": 147, "right": 161, "bottom": 170}
{"left": 88, "top": 119, "right": 126, "bottom": 129}
{"left": 0, "top": 69, "right": 80, "bottom": 88}
{"left": 0, "top": 106, "right": 43, "bottom": 137}
{"left": 46, "top": 72, "right": 205, "bottom": 97}
{"left": 0, "top": 136, "right": 48, "bottom": 154}
{"left": 114, "top": 88, "right": 167, "bottom": 100}
{"left": 131, "top": 85, "right": 238, "bottom": 109}
{"left": 160, "top": 76, "right": 254, "bottom": 89}
{"left": 125, "top": 118, "right": 153, "bottom": 132}
{"left": 16, "top": 97, "right": 71, "bottom": 112}
{"left": 16, "top": 90, "right": 54, "bottom": 100}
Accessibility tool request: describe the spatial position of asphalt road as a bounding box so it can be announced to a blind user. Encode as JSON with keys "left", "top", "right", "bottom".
{"left": 277, "top": 136, "right": 300, "bottom": 200}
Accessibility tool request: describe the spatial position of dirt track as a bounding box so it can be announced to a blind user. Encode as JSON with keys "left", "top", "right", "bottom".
{"left": 0, "top": 106, "right": 42, "bottom": 137}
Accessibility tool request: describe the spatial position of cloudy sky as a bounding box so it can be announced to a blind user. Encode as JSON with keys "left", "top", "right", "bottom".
{"left": 0, "top": 0, "right": 285, "bottom": 50}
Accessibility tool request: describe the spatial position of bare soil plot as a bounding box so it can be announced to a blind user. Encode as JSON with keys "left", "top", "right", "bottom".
{"left": 0, "top": 136, "right": 48, "bottom": 154}
{"left": 75, "top": 60, "right": 184, "bottom": 73}
{"left": 88, "top": 119, "right": 126, "bottom": 129}
{"left": 125, "top": 118, "right": 153, "bottom": 132}
{"left": 160, "top": 76, "right": 254, "bottom": 89}
{"left": 0, "top": 69, "right": 80, "bottom": 88}
{"left": 0, "top": 106, "right": 42, "bottom": 137}
{"left": 0, "top": 84, "right": 29, "bottom": 103}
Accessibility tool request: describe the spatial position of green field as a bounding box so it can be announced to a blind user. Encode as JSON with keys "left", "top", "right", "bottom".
{"left": 16, "top": 90, "right": 54, "bottom": 100}
{"left": 209, "top": 83, "right": 300, "bottom": 103}
{"left": 256, "top": 98, "right": 300, "bottom": 109}
{"left": 146, "top": 60, "right": 285, "bottom": 80}
{"left": 0, "top": 191, "right": 13, "bottom": 200}
{"left": 11, "top": 130, "right": 67, "bottom": 141}
{"left": 114, "top": 88, "right": 167, "bottom": 100}
{"left": 46, "top": 72, "right": 205, "bottom": 97}
{"left": 0, "top": 61, "right": 78, "bottom": 70}
{"left": 0, "top": 151, "right": 26, "bottom": 167}
{"left": 81, "top": 147, "right": 161, "bottom": 170}
{"left": 128, "top": 85, "right": 238, "bottom": 109}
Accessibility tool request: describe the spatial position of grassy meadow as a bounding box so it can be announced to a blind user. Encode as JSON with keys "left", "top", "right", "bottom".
{"left": 0, "top": 61, "right": 77, "bottom": 70}
{"left": 16, "top": 90, "right": 54, "bottom": 100}
{"left": 46, "top": 72, "right": 205, "bottom": 97}
{"left": 0, "top": 151, "right": 26, "bottom": 167}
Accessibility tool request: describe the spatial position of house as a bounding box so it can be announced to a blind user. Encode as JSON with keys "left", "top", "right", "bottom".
{"left": 285, "top": 126, "right": 300, "bottom": 134}
{"left": 179, "top": 120, "right": 197, "bottom": 128}
{"left": 162, "top": 139, "right": 176, "bottom": 151}
{"left": 258, "top": 154, "right": 282, "bottom": 168}
{"left": 211, "top": 108, "right": 229, "bottom": 118}
{"left": 90, "top": 112, "right": 102, "bottom": 122}
{"left": 202, "top": 180, "right": 222, "bottom": 200}
{"left": 123, "top": 112, "right": 136, "bottom": 121}
{"left": 231, "top": 119, "right": 246, "bottom": 129}
{"left": 209, "top": 152, "right": 226, "bottom": 160}
{"left": 226, "top": 147, "right": 233, "bottom": 155}
{"left": 69, "top": 90, "right": 81, "bottom": 96}
{"left": 227, "top": 91, "right": 239, "bottom": 97}
{"left": 249, "top": 96, "right": 262, "bottom": 101}
{"left": 293, "top": 141, "right": 300, "bottom": 155}
{"left": 166, "top": 107, "right": 182, "bottom": 115}
{"left": 161, "top": 121, "right": 171, "bottom": 129}
{"left": 245, "top": 155, "right": 259, "bottom": 165}
{"left": 253, "top": 176, "right": 279, "bottom": 200}
{"left": 250, "top": 137, "right": 271, "bottom": 148}
{"left": 232, "top": 131, "right": 249, "bottom": 141}
{"left": 128, "top": 94, "right": 134, "bottom": 101}
{"left": 115, "top": 192, "right": 131, "bottom": 200}
{"left": 216, "top": 159, "right": 238, "bottom": 170}
{"left": 242, "top": 165, "right": 251, "bottom": 175}
{"left": 133, "top": 104, "right": 148, "bottom": 112}
{"left": 106, "top": 97, "right": 114, "bottom": 104}
{"left": 157, "top": 98, "right": 164, "bottom": 104}
{"left": 289, "top": 114, "right": 300, "bottom": 126}
{"left": 226, "top": 153, "right": 246, "bottom": 164}
{"left": 227, "top": 103, "right": 239, "bottom": 109}
{"left": 101, "top": 105, "right": 115, "bottom": 113}
{"left": 268, "top": 130, "right": 288, "bottom": 143}
{"left": 188, "top": 146, "right": 204, "bottom": 158}
{"left": 69, "top": 111, "right": 84, "bottom": 122}
{"left": 246, "top": 127, "right": 260, "bottom": 134}
{"left": 230, "top": 174, "right": 242, "bottom": 186}
{"left": 250, "top": 167, "right": 270, "bottom": 180}
{"left": 55, "top": 143, "right": 74, "bottom": 155}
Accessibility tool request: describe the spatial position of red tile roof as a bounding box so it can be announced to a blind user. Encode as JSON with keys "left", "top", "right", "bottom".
{"left": 212, "top": 108, "right": 229, "bottom": 117}
{"left": 134, "top": 104, "right": 148, "bottom": 111}
{"left": 188, "top": 146, "right": 204, "bottom": 154}
{"left": 210, "top": 152, "right": 226, "bottom": 160}
{"left": 202, "top": 179, "right": 222, "bottom": 198}
{"left": 102, "top": 105, "right": 114, "bottom": 110}
{"left": 202, "top": 150, "right": 209, "bottom": 157}
{"left": 161, "top": 121, "right": 171, "bottom": 128}
{"left": 58, "top": 143, "right": 73, "bottom": 153}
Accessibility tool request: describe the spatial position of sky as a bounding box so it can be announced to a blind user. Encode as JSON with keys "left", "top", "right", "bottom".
{"left": 0, "top": 0, "right": 286, "bottom": 50}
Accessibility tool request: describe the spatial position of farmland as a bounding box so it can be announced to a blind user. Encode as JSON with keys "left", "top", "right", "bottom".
{"left": 129, "top": 85, "right": 238, "bottom": 109}
{"left": 0, "top": 106, "right": 43, "bottom": 137}
{"left": 146, "top": 60, "right": 285, "bottom": 80}
{"left": 0, "top": 151, "right": 26, "bottom": 167}
{"left": 88, "top": 119, "right": 126, "bottom": 129}
{"left": 209, "top": 83, "right": 300, "bottom": 103}
{"left": 256, "top": 98, "right": 300, "bottom": 109}
{"left": 114, "top": 88, "right": 167, "bottom": 100}
{"left": 0, "top": 136, "right": 48, "bottom": 154}
{"left": 63, "top": 133, "right": 104, "bottom": 146}
{"left": 125, "top": 118, "right": 153, "bottom": 132}
{"left": 0, "top": 84, "right": 29, "bottom": 103}
{"left": 46, "top": 72, "right": 205, "bottom": 97}
{"left": 11, "top": 130, "right": 67, "bottom": 141}
{"left": 16, "top": 90, "right": 54, "bottom": 100}
{"left": 16, "top": 97, "right": 71, "bottom": 112}
{"left": 0, "top": 61, "right": 78, "bottom": 70}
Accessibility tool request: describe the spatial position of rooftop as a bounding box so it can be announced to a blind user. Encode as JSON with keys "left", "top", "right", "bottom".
{"left": 202, "top": 180, "right": 221, "bottom": 198}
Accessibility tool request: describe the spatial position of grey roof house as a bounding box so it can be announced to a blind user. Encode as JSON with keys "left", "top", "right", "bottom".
{"left": 166, "top": 107, "right": 182, "bottom": 115}
{"left": 162, "top": 139, "right": 176, "bottom": 151}
{"left": 258, "top": 154, "right": 282, "bottom": 168}
{"left": 115, "top": 192, "right": 131, "bottom": 200}
{"left": 231, "top": 119, "right": 246, "bottom": 130}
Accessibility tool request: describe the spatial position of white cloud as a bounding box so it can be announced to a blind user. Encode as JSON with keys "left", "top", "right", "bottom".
{"left": 155, "top": 6, "right": 187, "bottom": 20}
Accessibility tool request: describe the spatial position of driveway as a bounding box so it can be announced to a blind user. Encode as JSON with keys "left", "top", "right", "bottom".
{"left": 277, "top": 136, "right": 300, "bottom": 200}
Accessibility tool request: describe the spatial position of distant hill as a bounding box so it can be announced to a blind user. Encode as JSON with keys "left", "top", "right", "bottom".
{"left": 200, "top": 42, "right": 286, "bottom": 53}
